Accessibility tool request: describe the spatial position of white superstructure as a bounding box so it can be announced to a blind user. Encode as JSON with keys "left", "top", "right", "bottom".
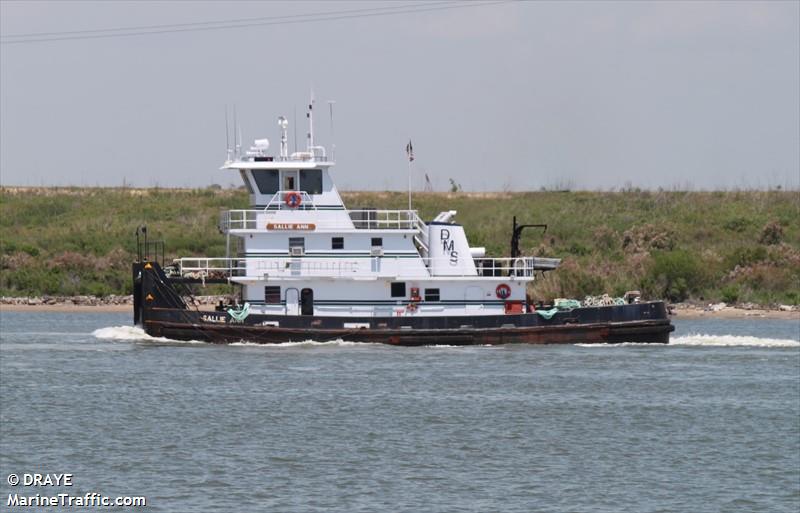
{"left": 176, "top": 99, "right": 558, "bottom": 318}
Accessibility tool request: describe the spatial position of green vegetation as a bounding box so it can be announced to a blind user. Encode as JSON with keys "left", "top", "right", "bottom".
{"left": 1, "top": 187, "right": 798, "bottom": 305}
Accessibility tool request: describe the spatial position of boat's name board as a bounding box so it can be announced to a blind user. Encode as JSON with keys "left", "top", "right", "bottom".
{"left": 266, "top": 223, "right": 316, "bottom": 231}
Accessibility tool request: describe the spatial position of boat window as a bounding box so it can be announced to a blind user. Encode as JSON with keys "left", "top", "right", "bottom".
{"left": 239, "top": 170, "right": 254, "bottom": 194}
{"left": 331, "top": 237, "right": 344, "bottom": 250}
{"left": 424, "top": 288, "right": 440, "bottom": 302}
{"left": 289, "top": 237, "right": 305, "bottom": 250}
{"left": 251, "top": 170, "right": 279, "bottom": 194}
{"left": 264, "top": 286, "right": 281, "bottom": 304}
{"left": 371, "top": 237, "right": 383, "bottom": 247}
{"left": 391, "top": 282, "right": 406, "bottom": 297}
{"left": 300, "top": 169, "right": 323, "bottom": 195}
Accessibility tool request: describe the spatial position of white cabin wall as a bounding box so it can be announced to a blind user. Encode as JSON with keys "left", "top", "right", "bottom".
{"left": 241, "top": 277, "right": 526, "bottom": 317}
{"left": 242, "top": 231, "right": 419, "bottom": 254}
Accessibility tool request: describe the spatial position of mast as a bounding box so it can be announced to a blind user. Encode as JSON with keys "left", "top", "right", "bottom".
{"left": 306, "top": 91, "right": 314, "bottom": 151}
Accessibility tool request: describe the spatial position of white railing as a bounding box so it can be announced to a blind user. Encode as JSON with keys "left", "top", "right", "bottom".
{"left": 264, "top": 190, "right": 318, "bottom": 211}
{"left": 221, "top": 210, "right": 259, "bottom": 231}
{"left": 178, "top": 258, "right": 247, "bottom": 278}
{"left": 176, "top": 255, "right": 557, "bottom": 280}
{"left": 347, "top": 209, "right": 423, "bottom": 230}
{"left": 220, "top": 208, "right": 429, "bottom": 233}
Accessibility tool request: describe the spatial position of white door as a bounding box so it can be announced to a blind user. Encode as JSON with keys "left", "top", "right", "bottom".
{"left": 285, "top": 288, "right": 299, "bottom": 315}
{"left": 282, "top": 170, "right": 299, "bottom": 191}
{"left": 465, "top": 286, "right": 484, "bottom": 311}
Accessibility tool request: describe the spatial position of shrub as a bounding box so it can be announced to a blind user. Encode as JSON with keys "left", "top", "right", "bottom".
{"left": 593, "top": 226, "right": 619, "bottom": 251}
{"left": 623, "top": 224, "right": 675, "bottom": 253}
{"left": 645, "top": 250, "right": 704, "bottom": 302}
{"left": 726, "top": 246, "right": 767, "bottom": 268}
{"left": 555, "top": 260, "right": 606, "bottom": 298}
{"left": 723, "top": 217, "right": 750, "bottom": 233}
{"left": 720, "top": 284, "right": 740, "bottom": 304}
{"left": 759, "top": 220, "right": 783, "bottom": 245}
{"left": 567, "top": 242, "right": 590, "bottom": 256}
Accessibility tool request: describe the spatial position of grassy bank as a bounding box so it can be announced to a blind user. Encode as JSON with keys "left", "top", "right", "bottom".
{"left": 1, "top": 187, "right": 798, "bottom": 305}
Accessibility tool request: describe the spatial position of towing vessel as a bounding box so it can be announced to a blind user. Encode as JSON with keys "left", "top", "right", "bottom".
{"left": 133, "top": 99, "right": 673, "bottom": 345}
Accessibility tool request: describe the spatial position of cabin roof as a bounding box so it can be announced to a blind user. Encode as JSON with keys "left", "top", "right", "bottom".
{"left": 223, "top": 159, "right": 334, "bottom": 170}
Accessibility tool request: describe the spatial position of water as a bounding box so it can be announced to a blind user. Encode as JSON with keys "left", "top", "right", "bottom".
{"left": 1, "top": 311, "right": 798, "bottom": 512}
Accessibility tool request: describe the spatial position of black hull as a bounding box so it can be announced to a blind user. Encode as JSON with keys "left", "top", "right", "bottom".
{"left": 134, "top": 262, "right": 674, "bottom": 346}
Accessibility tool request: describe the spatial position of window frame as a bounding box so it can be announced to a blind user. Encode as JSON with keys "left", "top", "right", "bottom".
{"left": 391, "top": 282, "right": 406, "bottom": 298}
{"left": 264, "top": 286, "right": 282, "bottom": 304}
{"left": 424, "top": 288, "right": 441, "bottom": 302}
{"left": 300, "top": 169, "right": 323, "bottom": 195}
{"left": 251, "top": 169, "right": 280, "bottom": 194}
{"left": 239, "top": 170, "right": 254, "bottom": 194}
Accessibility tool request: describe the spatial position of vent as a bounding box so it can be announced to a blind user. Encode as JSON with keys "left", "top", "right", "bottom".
{"left": 290, "top": 246, "right": 304, "bottom": 257}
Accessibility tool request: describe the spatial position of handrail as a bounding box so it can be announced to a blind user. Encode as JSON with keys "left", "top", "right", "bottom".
{"left": 220, "top": 208, "right": 428, "bottom": 231}
{"left": 177, "top": 255, "right": 554, "bottom": 280}
{"left": 265, "top": 190, "right": 317, "bottom": 211}
{"left": 348, "top": 209, "right": 421, "bottom": 230}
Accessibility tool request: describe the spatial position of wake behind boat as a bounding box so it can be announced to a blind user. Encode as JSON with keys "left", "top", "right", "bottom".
{"left": 132, "top": 98, "right": 673, "bottom": 345}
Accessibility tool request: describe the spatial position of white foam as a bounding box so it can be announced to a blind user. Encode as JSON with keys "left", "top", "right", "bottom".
{"left": 91, "top": 326, "right": 205, "bottom": 344}
{"left": 577, "top": 334, "right": 799, "bottom": 348}
{"left": 229, "top": 339, "right": 370, "bottom": 348}
{"left": 670, "top": 334, "right": 799, "bottom": 348}
{"left": 576, "top": 342, "right": 657, "bottom": 348}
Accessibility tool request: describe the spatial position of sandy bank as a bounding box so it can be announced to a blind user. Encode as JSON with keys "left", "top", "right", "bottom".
{"left": 670, "top": 306, "right": 799, "bottom": 321}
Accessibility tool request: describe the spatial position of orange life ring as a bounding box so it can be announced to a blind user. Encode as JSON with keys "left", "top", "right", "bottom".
{"left": 495, "top": 283, "right": 511, "bottom": 299}
{"left": 285, "top": 191, "right": 302, "bottom": 208}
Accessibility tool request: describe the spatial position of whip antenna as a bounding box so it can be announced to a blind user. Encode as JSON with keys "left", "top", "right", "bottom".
{"left": 225, "top": 105, "right": 231, "bottom": 161}
{"left": 328, "top": 100, "right": 336, "bottom": 161}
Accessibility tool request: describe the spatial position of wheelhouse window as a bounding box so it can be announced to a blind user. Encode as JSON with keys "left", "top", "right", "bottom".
{"left": 264, "top": 286, "right": 281, "bottom": 304}
{"left": 391, "top": 282, "right": 406, "bottom": 297}
{"left": 371, "top": 237, "right": 383, "bottom": 247}
{"left": 424, "top": 288, "right": 440, "bottom": 302}
{"left": 331, "top": 237, "right": 344, "bottom": 250}
{"left": 251, "top": 170, "right": 279, "bottom": 194}
{"left": 239, "top": 170, "right": 254, "bottom": 194}
{"left": 300, "top": 169, "right": 323, "bottom": 195}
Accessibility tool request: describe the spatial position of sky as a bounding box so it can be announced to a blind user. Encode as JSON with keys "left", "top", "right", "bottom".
{"left": 1, "top": 0, "right": 798, "bottom": 191}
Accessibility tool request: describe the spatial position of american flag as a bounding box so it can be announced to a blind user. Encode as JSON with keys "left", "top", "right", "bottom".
{"left": 405, "top": 140, "right": 414, "bottom": 162}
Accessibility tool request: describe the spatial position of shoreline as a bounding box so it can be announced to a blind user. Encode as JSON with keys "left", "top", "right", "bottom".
{"left": 1, "top": 302, "right": 797, "bottom": 320}
{"left": 669, "top": 306, "right": 798, "bottom": 321}
{"left": 0, "top": 303, "right": 219, "bottom": 313}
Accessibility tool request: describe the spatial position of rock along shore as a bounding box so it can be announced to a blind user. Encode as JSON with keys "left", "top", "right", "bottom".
{"left": 0, "top": 295, "right": 227, "bottom": 308}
